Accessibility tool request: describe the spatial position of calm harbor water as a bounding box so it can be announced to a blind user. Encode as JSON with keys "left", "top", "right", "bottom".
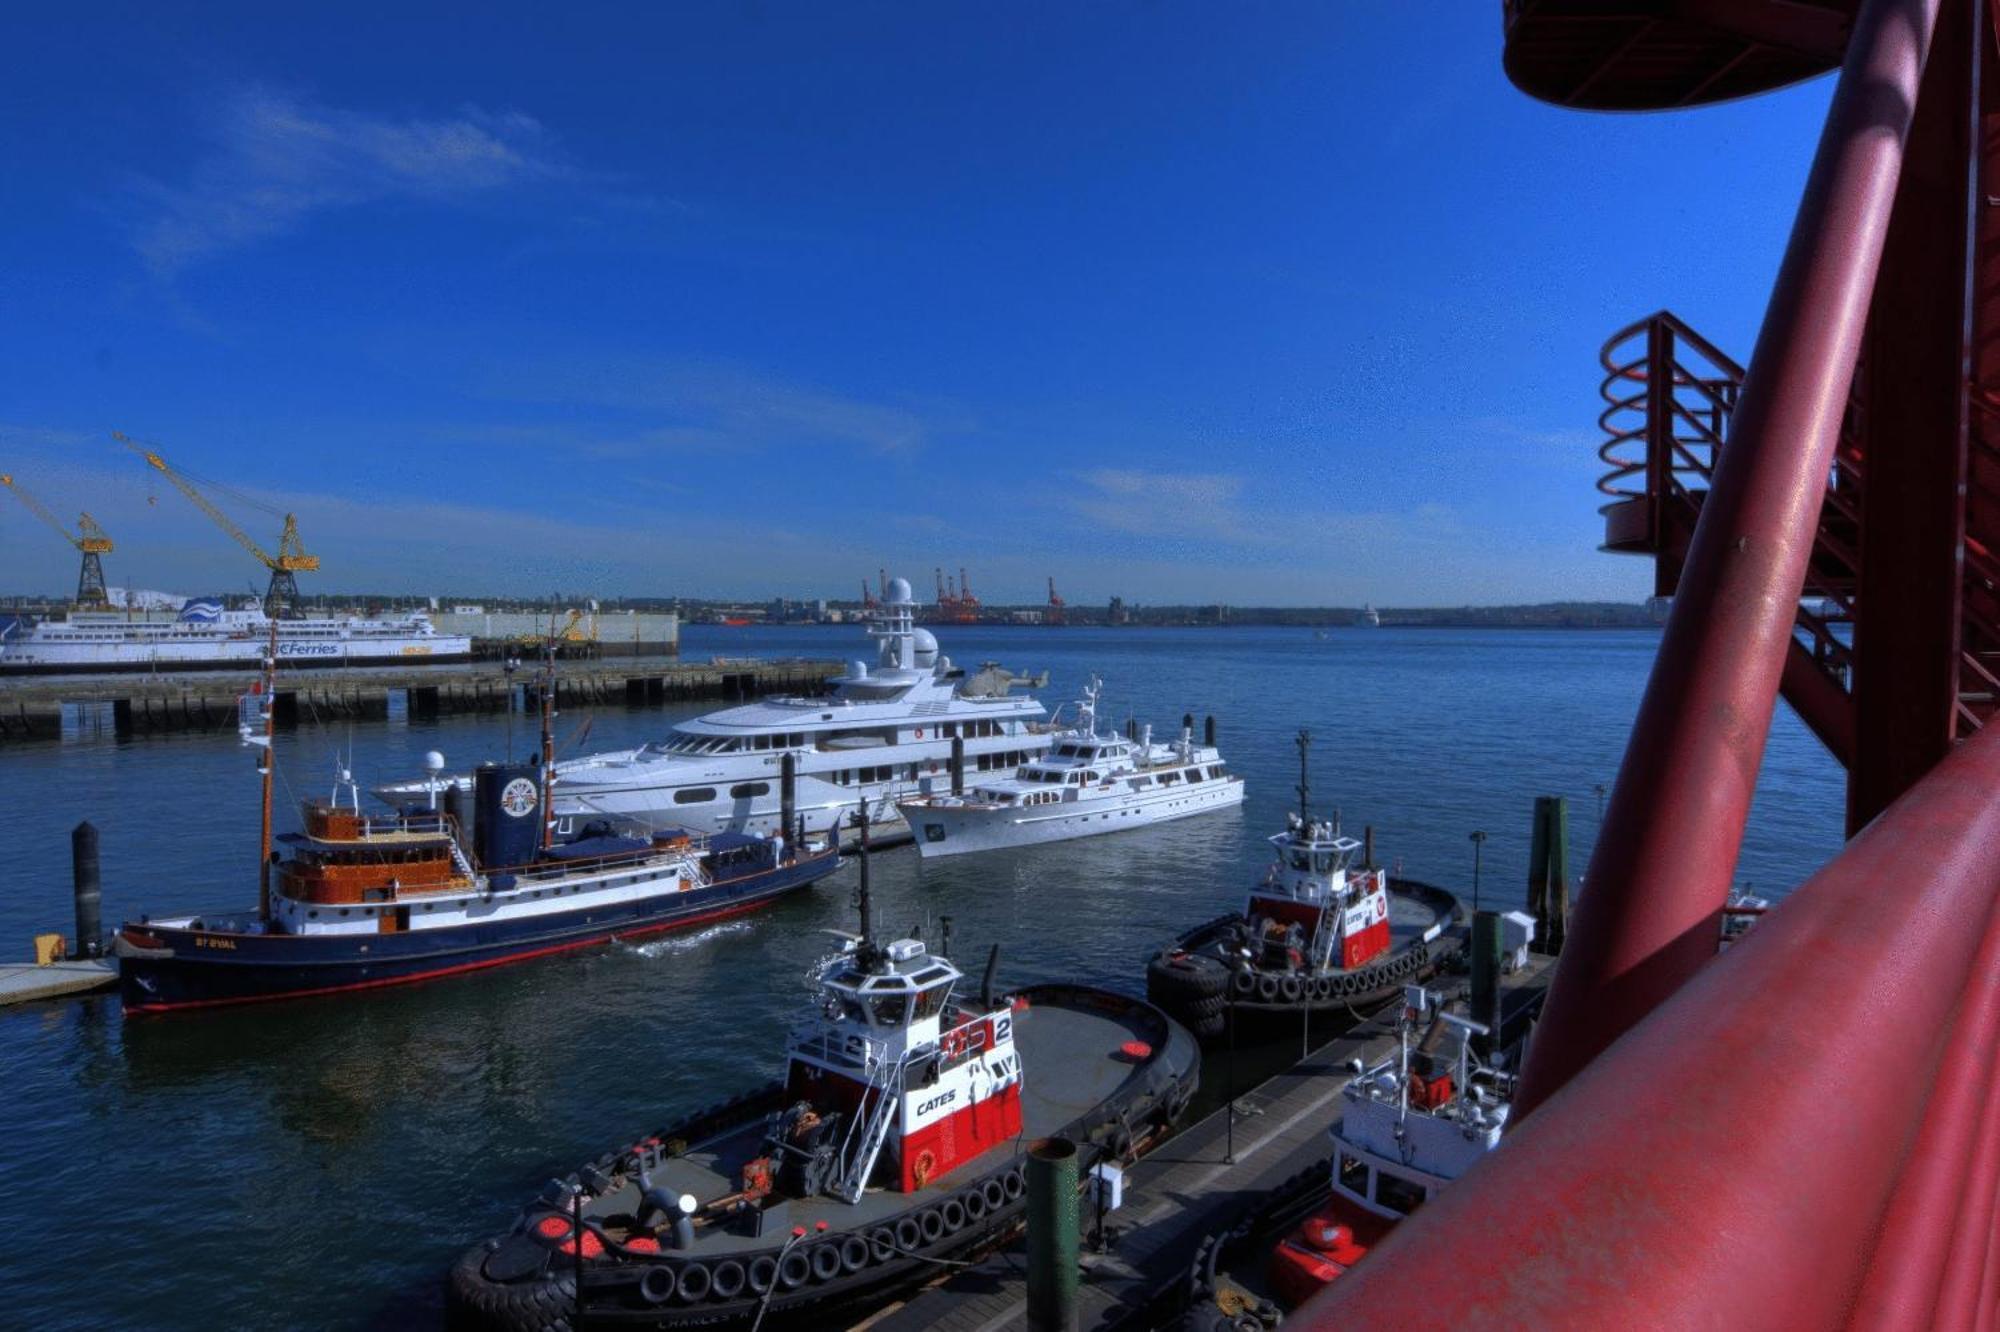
{"left": 0, "top": 624, "right": 1843, "bottom": 1329}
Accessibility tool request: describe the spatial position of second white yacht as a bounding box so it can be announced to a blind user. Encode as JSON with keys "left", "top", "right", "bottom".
{"left": 379, "top": 577, "right": 1050, "bottom": 842}
{"left": 897, "top": 678, "right": 1243, "bottom": 858}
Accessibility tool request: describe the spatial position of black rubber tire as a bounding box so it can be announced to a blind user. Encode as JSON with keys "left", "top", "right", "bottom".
{"left": 748, "top": 1255, "right": 779, "bottom": 1294}
{"left": 1188, "top": 992, "right": 1226, "bottom": 1020}
{"left": 1192, "top": 1011, "right": 1224, "bottom": 1040}
{"left": 676, "top": 1262, "right": 712, "bottom": 1303}
{"left": 895, "top": 1216, "right": 923, "bottom": 1251}
{"left": 1256, "top": 973, "right": 1280, "bottom": 1001}
{"left": 868, "top": 1226, "right": 897, "bottom": 1263}
{"left": 919, "top": 1208, "right": 946, "bottom": 1244}
{"left": 1003, "top": 1167, "right": 1025, "bottom": 1200}
{"left": 981, "top": 1179, "right": 1008, "bottom": 1212}
{"left": 810, "top": 1243, "right": 844, "bottom": 1282}
{"left": 710, "top": 1260, "right": 747, "bottom": 1300}
{"left": 839, "top": 1234, "right": 871, "bottom": 1273}
{"left": 1279, "top": 975, "right": 1303, "bottom": 1003}
{"left": 778, "top": 1248, "right": 811, "bottom": 1289}
{"left": 1230, "top": 968, "right": 1255, "bottom": 996}
{"left": 963, "top": 1187, "right": 988, "bottom": 1222}
{"left": 636, "top": 1262, "right": 677, "bottom": 1306}
{"left": 940, "top": 1198, "right": 968, "bottom": 1232}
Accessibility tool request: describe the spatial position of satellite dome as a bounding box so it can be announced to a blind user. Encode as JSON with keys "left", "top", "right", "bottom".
{"left": 912, "top": 628, "right": 939, "bottom": 665}
{"left": 886, "top": 576, "right": 913, "bottom": 604}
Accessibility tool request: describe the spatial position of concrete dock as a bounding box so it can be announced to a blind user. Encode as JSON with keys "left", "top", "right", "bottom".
{"left": 0, "top": 657, "right": 843, "bottom": 741}
{"left": 861, "top": 958, "right": 1554, "bottom": 1331}
{"left": 0, "top": 959, "right": 116, "bottom": 1007}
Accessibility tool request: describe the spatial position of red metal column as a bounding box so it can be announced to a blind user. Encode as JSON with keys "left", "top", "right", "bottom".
{"left": 1515, "top": 0, "right": 1942, "bottom": 1119}
{"left": 1848, "top": 0, "right": 1972, "bottom": 834}
{"left": 1294, "top": 719, "right": 2000, "bottom": 1331}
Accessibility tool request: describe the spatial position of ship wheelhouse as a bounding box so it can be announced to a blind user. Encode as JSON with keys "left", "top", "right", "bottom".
{"left": 782, "top": 936, "right": 1023, "bottom": 1200}
{"left": 1249, "top": 818, "right": 1392, "bottom": 971}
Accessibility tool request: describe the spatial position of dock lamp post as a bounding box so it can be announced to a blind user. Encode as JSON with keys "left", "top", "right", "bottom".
{"left": 1469, "top": 830, "right": 1487, "bottom": 913}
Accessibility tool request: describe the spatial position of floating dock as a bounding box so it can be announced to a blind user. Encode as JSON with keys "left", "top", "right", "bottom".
{"left": 861, "top": 956, "right": 1553, "bottom": 1331}
{"left": 0, "top": 958, "right": 116, "bottom": 1007}
{"left": 0, "top": 657, "right": 843, "bottom": 741}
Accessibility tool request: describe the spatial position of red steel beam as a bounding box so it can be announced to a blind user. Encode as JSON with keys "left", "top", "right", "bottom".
{"left": 1847, "top": 0, "right": 1971, "bottom": 833}
{"left": 1515, "top": 0, "right": 1942, "bottom": 1119}
{"left": 1294, "top": 718, "right": 2000, "bottom": 1331}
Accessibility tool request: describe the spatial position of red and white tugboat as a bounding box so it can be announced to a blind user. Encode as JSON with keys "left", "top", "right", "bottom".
{"left": 1180, "top": 986, "right": 1520, "bottom": 1328}
{"left": 1145, "top": 731, "right": 1463, "bottom": 1041}
{"left": 447, "top": 812, "right": 1200, "bottom": 1330}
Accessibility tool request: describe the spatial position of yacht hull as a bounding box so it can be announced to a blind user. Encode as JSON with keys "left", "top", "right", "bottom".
{"left": 900, "top": 776, "right": 1244, "bottom": 858}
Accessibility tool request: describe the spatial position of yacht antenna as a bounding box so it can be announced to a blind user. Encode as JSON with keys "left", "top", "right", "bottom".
{"left": 1295, "top": 727, "right": 1312, "bottom": 825}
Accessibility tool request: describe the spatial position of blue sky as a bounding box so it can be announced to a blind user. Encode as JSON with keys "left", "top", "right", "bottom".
{"left": 0, "top": 4, "right": 1833, "bottom": 605}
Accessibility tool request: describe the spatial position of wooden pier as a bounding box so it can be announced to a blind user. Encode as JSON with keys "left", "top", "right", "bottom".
{"left": 0, "top": 959, "right": 116, "bottom": 1007}
{"left": 861, "top": 958, "right": 1554, "bottom": 1332}
{"left": 0, "top": 657, "right": 844, "bottom": 741}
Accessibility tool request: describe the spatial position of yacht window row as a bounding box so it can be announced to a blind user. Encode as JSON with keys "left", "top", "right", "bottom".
{"left": 651, "top": 717, "right": 1022, "bottom": 757}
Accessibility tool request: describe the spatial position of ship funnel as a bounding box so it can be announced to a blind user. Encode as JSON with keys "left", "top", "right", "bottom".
{"left": 474, "top": 763, "right": 541, "bottom": 868}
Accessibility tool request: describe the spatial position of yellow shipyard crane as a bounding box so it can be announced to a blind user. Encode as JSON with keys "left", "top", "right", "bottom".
{"left": 0, "top": 473, "right": 113, "bottom": 607}
{"left": 113, "top": 431, "right": 320, "bottom": 617}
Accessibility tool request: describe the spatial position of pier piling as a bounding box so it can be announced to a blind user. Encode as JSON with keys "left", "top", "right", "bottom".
{"left": 1204, "top": 714, "right": 1216, "bottom": 746}
{"left": 780, "top": 752, "right": 797, "bottom": 839}
{"left": 71, "top": 822, "right": 102, "bottom": 959}
{"left": 1026, "top": 1136, "right": 1080, "bottom": 1332}
{"left": 1528, "top": 795, "right": 1571, "bottom": 954}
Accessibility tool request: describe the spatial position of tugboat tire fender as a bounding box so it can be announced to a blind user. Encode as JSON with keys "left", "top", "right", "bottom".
{"left": 1279, "top": 975, "right": 1303, "bottom": 1003}
{"left": 963, "top": 1187, "right": 989, "bottom": 1222}
{"left": 919, "top": 1207, "right": 947, "bottom": 1244}
{"left": 839, "top": 1234, "right": 872, "bottom": 1273}
{"left": 982, "top": 1179, "right": 1009, "bottom": 1212}
{"left": 810, "top": 1242, "right": 845, "bottom": 1282}
{"left": 940, "top": 1198, "right": 968, "bottom": 1232}
{"left": 639, "top": 1263, "right": 678, "bottom": 1305}
{"left": 676, "top": 1261, "right": 713, "bottom": 1303}
{"left": 894, "top": 1216, "right": 924, "bottom": 1252}
{"left": 778, "top": 1247, "right": 812, "bottom": 1289}
{"left": 1230, "top": 968, "right": 1255, "bottom": 996}
{"left": 748, "top": 1254, "right": 780, "bottom": 1293}
{"left": 710, "top": 1258, "right": 748, "bottom": 1299}
{"left": 868, "top": 1226, "right": 898, "bottom": 1263}
{"left": 1255, "top": 974, "right": 1281, "bottom": 1001}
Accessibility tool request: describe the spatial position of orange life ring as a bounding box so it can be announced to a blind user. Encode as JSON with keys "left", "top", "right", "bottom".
{"left": 914, "top": 728, "right": 925, "bottom": 739}
{"left": 912, "top": 1149, "right": 938, "bottom": 1187}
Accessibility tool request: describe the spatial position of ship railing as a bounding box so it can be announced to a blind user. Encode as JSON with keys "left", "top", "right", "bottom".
{"left": 833, "top": 1046, "right": 913, "bottom": 1204}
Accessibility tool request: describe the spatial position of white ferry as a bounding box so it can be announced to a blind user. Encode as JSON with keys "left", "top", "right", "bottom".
{"left": 0, "top": 598, "right": 471, "bottom": 675}
{"left": 380, "top": 576, "right": 1050, "bottom": 842}
{"left": 896, "top": 677, "right": 1243, "bottom": 858}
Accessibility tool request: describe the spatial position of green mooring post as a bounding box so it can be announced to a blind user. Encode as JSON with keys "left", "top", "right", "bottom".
{"left": 1471, "top": 910, "right": 1503, "bottom": 1057}
{"left": 1026, "top": 1136, "right": 1080, "bottom": 1332}
{"left": 1527, "top": 795, "right": 1571, "bottom": 954}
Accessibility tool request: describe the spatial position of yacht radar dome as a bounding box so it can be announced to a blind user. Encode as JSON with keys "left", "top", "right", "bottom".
{"left": 886, "top": 576, "right": 913, "bottom": 604}
{"left": 424, "top": 751, "right": 446, "bottom": 773}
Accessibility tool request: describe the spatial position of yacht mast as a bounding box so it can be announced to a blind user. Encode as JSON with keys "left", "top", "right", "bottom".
{"left": 1295, "top": 727, "right": 1312, "bottom": 824}
{"left": 257, "top": 614, "right": 279, "bottom": 919}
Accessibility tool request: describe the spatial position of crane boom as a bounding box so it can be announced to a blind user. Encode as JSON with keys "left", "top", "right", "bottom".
{"left": 115, "top": 431, "right": 319, "bottom": 615}
{"left": 2, "top": 473, "right": 113, "bottom": 606}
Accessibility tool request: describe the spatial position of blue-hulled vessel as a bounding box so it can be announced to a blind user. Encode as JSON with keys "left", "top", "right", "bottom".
{"left": 113, "top": 631, "right": 839, "bottom": 1014}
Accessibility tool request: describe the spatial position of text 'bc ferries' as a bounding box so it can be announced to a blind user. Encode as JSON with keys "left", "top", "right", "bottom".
{"left": 382, "top": 576, "right": 1049, "bottom": 844}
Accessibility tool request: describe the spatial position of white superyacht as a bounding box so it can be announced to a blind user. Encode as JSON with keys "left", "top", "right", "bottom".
{"left": 897, "top": 677, "right": 1243, "bottom": 858}
{"left": 380, "top": 576, "right": 1049, "bottom": 841}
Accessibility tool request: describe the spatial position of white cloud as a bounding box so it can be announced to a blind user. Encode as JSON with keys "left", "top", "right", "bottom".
{"left": 484, "top": 357, "right": 948, "bottom": 457}
{"left": 131, "top": 87, "right": 564, "bottom": 276}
